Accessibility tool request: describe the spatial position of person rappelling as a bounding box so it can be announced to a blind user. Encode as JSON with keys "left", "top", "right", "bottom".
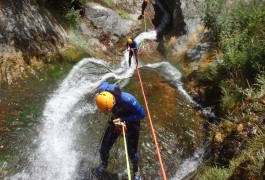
{"left": 94, "top": 81, "right": 145, "bottom": 180}
{"left": 127, "top": 38, "right": 138, "bottom": 67}
{"left": 138, "top": 0, "right": 148, "bottom": 20}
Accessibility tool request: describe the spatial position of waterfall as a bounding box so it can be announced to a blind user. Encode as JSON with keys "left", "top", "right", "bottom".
{"left": 7, "top": 28, "right": 207, "bottom": 179}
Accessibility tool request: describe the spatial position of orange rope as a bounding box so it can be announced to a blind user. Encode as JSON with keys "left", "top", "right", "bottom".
{"left": 138, "top": 9, "right": 156, "bottom": 55}
{"left": 145, "top": 9, "right": 156, "bottom": 30}
{"left": 132, "top": 50, "right": 167, "bottom": 180}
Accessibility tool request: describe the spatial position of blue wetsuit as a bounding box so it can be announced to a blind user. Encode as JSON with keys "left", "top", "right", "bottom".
{"left": 127, "top": 39, "right": 138, "bottom": 67}
{"left": 98, "top": 81, "right": 145, "bottom": 173}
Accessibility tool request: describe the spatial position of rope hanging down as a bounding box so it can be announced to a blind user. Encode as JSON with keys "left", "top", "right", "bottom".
{"left": 145, "top": 9, "right": 156, "bottom": 30}
{"left": 132, "top": 50, "right": 167, "bottom": 180}
{"left": 138, "top": 9, "right": 156, "bottom": 55}
{"left": 121, "top": 122, "right": 132, "bottom": 180}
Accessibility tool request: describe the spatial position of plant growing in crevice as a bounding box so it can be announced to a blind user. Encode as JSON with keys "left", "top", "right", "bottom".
{"left": 65, "top": 7, "right": 81, "bottom": 29}
{"left": 37, "top": 0, "right": 85, "bottom": 28}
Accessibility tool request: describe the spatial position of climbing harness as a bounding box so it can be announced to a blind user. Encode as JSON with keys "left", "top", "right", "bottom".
{"left": 132, "top": 49, "right": 168, "bottom": 180}
{"left": 115, "top": 122, "right": 127, "bottom": 136}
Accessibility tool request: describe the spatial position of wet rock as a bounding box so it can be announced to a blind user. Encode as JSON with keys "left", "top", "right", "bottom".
{"left": 0, "top": 0, "right": 67, "bottom": 84}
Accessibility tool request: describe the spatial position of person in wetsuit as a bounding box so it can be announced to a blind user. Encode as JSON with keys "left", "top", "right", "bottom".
{"left": 138, "top": 0, "right": 148, "bottom": 20}
{"left": 127, "top": 38, "right": 138, "bottom": 67}
{"left": 95, "top": 81, "right": 145, "bottom": 180}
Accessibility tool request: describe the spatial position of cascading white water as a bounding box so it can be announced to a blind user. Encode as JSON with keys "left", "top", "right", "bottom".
{"left": 8, "top": 27, "right": 206, "bottom": 180}
{"left": 8, "top": 30, "right": 157, "bottom": 180}
{"left": 172, "top": 148, "right": 204, "bottom": 180}
{"left": 2, "top": 0, "right": 213, "bottom": 179}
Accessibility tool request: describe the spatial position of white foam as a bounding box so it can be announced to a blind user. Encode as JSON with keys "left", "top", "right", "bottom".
{"left": 171, "top": 148, "right": 204, "bottom": 180}
{"left": 8, "top": 29, "right": 206, "bottom": 180}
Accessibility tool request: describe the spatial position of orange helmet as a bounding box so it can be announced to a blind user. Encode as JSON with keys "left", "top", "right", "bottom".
{"left": 96, "top": 91, "right": 115, "bottom": 112}
{"left": 127, "top": 38, "right": 133, "bottom": 44}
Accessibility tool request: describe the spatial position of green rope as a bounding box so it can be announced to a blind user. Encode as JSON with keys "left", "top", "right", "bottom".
{"left": 121, "top": 122, "right": 131, "bottom": 180}
{"left": 114, "top": 79, "right": 122, "bottom": 85}
{"left": 114, "top": 76, "right": 133, "bottom": 85}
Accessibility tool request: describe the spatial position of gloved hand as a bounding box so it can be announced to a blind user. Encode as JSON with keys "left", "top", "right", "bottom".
{"left": 113, "top": 118, "right": 122, "bottom": 125}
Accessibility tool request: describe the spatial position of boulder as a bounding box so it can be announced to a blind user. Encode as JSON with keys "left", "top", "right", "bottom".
{"left": 85, "top": 2, "right": 136, "bottom": 38}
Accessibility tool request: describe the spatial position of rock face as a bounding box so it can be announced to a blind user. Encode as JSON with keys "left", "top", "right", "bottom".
{"left": 0, "top": 0, "right": 67, "bottom": 84}
{"left": 161, "top": 0, "right": 201, "bottom": 36}
{"left": 85, "top": 2, "right": 136, "bottom": 38}
{"left": 167, "top": 0, "right": 186, "bottom": 35}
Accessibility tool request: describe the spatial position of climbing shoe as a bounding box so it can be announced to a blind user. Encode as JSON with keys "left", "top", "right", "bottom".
{"left": 94, "top": 164, "right": 107, "bottom": 177}
{"left": 134, "top": 171, "right": 141, "bottom": 180}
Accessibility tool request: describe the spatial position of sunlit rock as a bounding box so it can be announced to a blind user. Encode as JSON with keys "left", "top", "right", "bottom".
{"left": 85, "top": 2, "right": 136, "bottom": 38}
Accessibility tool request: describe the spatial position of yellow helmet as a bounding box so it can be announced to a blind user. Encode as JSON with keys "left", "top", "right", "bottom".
{"left": 96, "top": 91, "right": 115, "bottom": 112}
{"left": 127, "top": 38, "right": 132, "bottom": 44}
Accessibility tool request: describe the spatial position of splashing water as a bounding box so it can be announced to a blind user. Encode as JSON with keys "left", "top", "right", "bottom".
{"left": 171, "top": 148, "right": 204, "bottom": 180}
{"left": 8, "top": 29, "right": 206, "bottom": 180}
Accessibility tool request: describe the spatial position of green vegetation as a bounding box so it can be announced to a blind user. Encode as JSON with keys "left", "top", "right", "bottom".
{"left": 199, "top": 0, "right": 265, "bottom": 115}
{"left": 65, "top": 7, "right": 81, "bottom": 28}
{"left": 198, "top": 166, "right": 232, "bottom": 180}
{"left": 118, "top": 10, "right": 130, "bottom": 20}
{"left": 101, "top": 0, "right": 114, "bottom": 7}
{"left": 195, "top": 0, "right": 265, "bottom": 179}
{"left": 197, "top": 133, "right": 265, "bottom": 179}
{"left": 37, "top": 0, "right": 85, "bottom": 29}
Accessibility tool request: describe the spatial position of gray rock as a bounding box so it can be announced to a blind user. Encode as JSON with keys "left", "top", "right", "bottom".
{"left": 80, "top": 22, "right": 93, "bottom": 36}
{"left": 85, "top": 2, "right": 135, "bottom": 37}
{"left": 0, "top": 0, "right": 67, "bottom": 54}
{"left": 186, "top": 42, "right": 212, "bottom": 61}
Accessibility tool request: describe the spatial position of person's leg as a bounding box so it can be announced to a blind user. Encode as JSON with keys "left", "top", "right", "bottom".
{"left": 95, "top": 124, "right": 118, "bottom": 177}
{"left": 142, "top": 3, "right": 147, "bottom": 15}
{"left": 126, "top": 122, "right": 140, "bottom": 174}
{"left": 99, "top": 124, "right": 118, "bottom": 166}
{"left": 129, "top": 51, "right": 133, "bottom": 67}
{"left": 134, "top": 50, "right": 138, "bottom": 65}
